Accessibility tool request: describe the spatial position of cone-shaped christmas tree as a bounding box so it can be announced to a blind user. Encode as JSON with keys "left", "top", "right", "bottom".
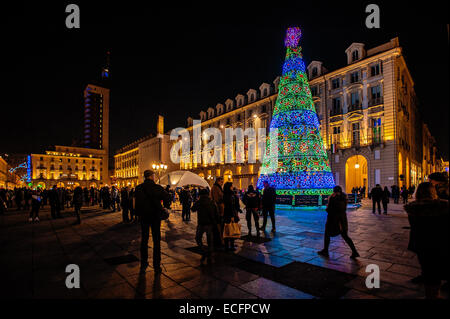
{"left": 257, "top": 27, "right": 334, "bottom": 199}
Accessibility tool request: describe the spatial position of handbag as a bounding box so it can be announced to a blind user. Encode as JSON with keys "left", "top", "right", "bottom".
{"left": 223, "top": 218, "right": 241, "bottom": 239}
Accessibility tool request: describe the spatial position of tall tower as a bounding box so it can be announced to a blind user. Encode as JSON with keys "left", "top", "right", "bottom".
{"left": 257, "top": 27, "right": 334, "bottom": 205}
{"left": 83, "top": 84, "right": 109, "bottom": 151}
{"left": 83, "top": 52, "right": 111, "bottom": 184}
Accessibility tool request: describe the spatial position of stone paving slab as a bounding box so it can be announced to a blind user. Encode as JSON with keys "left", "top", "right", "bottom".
{"left": 239, "top": 277, "right": 314, "bottom": 299}
{"left": 0, "top": 199, "right": 445, "bottom": 299}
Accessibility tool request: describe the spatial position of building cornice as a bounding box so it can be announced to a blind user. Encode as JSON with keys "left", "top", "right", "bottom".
{"left": 309, "top": 47, "right": 402, "bottom": 84}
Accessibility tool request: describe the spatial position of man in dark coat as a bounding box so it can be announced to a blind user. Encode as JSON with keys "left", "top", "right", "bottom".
{"left": 135, "top": 170, "right": 171, "bottom": 272}
{"left": 260, "top": 181, "right": 277, "bottom": 232}
{"left": 191, "top": 188, "right": 219, "bottom": 263}
{"left": 180, "top": 186, "right": 192, "bottom": 221}
{"left": 243, "top": 185, "right": 260, "bottom": 237}
{"left": 404, "top": 182, "right": 449, "bottom": 298}
{"left": 369, "top": 184, "right": 383, "bottom": 214}
{"left": 318, "top": 186, "right": 359, "bottom": 259}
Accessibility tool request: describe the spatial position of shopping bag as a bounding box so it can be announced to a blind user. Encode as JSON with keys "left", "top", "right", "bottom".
{"left": 223, "top": 218, "right": 241, "bottom": 239}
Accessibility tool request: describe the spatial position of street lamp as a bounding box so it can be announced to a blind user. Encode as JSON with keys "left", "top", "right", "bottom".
{"left": 152, "top": 163, "right": 167, "bottom": 183}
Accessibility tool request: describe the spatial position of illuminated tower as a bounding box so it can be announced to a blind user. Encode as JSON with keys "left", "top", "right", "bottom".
{"left": 257, "top": 27, "right": 334, "bottom": 204}
{"left": 83, "top": 84, "right": 109, "bottom": 151}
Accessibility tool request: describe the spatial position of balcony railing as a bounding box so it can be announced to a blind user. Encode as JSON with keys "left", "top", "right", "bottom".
{"left": 328, "top": 128, "right": 384, "bottom": 151}
{"left": 330, "top": 109, "right": 343, "bottom": 117}
{"left": 348, "top": 103, "right": 362, "bottom": 112}
{"left": 368, "top": 97, "right": 383, "bottom": 107}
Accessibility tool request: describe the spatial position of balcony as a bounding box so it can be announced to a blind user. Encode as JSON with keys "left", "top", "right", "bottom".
{"left": 368, "top": 97, "right": 383, "bottom": 107}
{"left": 329, "top": 128, "right": 384, "bottom": 151}
{"left": 347, "top": 103, "right": 362, "bottom": 113}
{"left": 330, "top": 109, "right": 343, "bottom": 117}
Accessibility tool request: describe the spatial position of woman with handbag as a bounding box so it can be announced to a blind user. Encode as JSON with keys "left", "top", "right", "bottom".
{"left": 223, "top": 182, "right": 240, "bottom": 251}
{"left": 318, "top": 186, "right": 360, "bottom": 259}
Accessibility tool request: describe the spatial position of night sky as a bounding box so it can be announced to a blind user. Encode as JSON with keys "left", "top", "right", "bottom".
{"left": 3, "top": 2, "right": 449, "bottom": 160}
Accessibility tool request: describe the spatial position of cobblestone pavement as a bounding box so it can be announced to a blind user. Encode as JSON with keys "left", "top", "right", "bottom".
{"left": 0, "top": 199, "right": 444, "bottom": 299}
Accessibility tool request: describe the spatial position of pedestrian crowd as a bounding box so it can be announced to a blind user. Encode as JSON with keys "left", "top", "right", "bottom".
{"left": 1, "top": 169, "right": 448, "bottom": 299}
{"left": 368, "top": 183, "right": 417, "bottom": 215}
{"left": 0, "top": 185, "right": 141, "bottom": 224}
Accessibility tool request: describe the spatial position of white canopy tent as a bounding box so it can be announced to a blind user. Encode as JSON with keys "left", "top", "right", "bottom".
{"left": 158, "top": 170, "right": 210, "bottom": 189}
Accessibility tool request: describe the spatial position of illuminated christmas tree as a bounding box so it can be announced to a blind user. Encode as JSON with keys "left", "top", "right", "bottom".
{"left": 257, "top": 27, "right": 334, "bottom": 200}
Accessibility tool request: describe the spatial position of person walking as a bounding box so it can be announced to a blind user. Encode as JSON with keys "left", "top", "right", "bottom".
{"left": 369, "top": 184, "right": 383, "bottom": 214}
{"left": 180, "top": 186, "right": 192, "bottom": 221}
{"left": 134, "top": 170, "right": 171, "bottom": 272}
{"left": 318, "top": 186, "right": 360, "bottom": 259}
{"left": 73, "top": 186, "right": 83, "bottom": 224}
{"left": 223, "top": 182, "right": 239, "bottom": 251}
{"left": 391, "top": 185, "right": 400, "bottom": 204}
{"left": 29, "top": 190, "right": 42, "bottom": 222}
{"left": 260, "top": 181, "right": 277, "bottom": 232}
{"left": 243, "top": 185, "right": 260, "bottom": 237}
{"left": 191, "top": 188, "right": 219, "bottom": 264}
{"left": 381, "top": 186, "right": 390, "bottom": 215}
{"left": 404, "top": 182, "right": 449, "bottom": 298}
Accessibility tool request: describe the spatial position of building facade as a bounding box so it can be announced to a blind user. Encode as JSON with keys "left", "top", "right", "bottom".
{"left": 114, "top": 116, "right": 178, "bottom": 187}
{"left": 30, "top": 146, "right": 107, "bottom": 189}
{"left": 178, "top": 37, "right": 445, "bottom": 192}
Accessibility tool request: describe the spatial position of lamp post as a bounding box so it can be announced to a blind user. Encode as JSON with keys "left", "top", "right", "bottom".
{"left": 152, "top": 163, "right": 167, "bottom": 183}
